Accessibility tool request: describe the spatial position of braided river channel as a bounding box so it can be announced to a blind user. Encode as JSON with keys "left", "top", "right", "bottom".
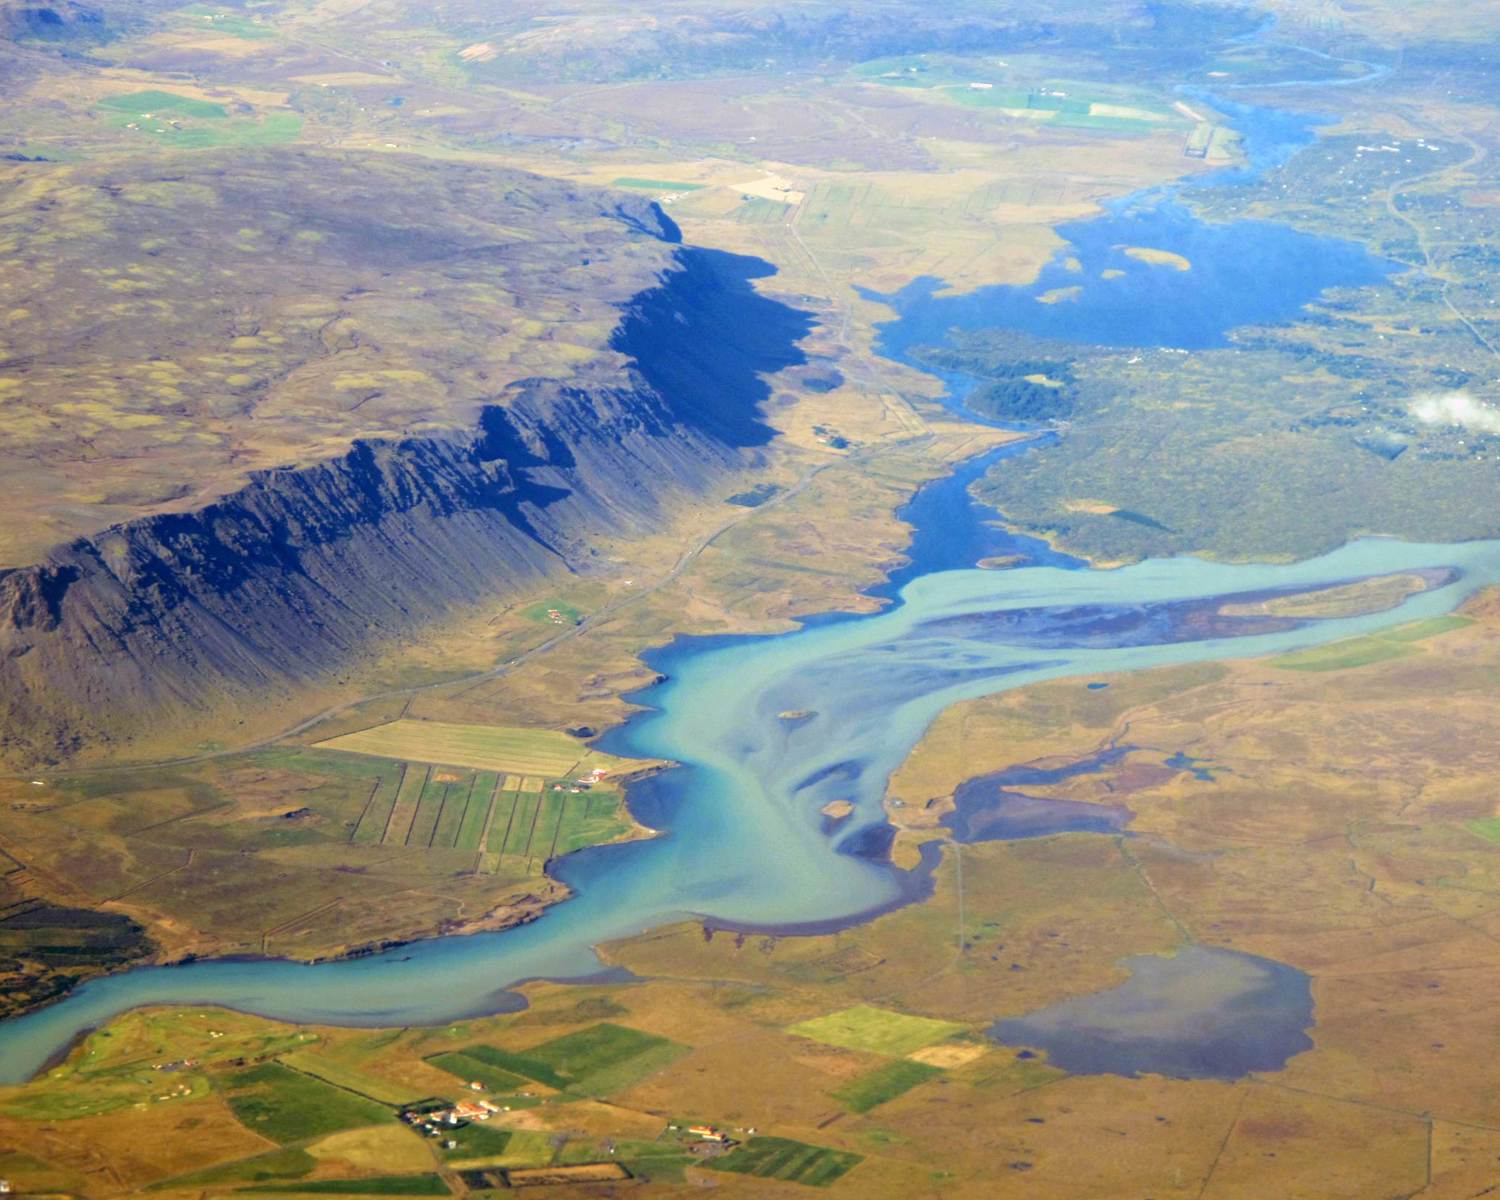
{"left": 0, "top": 82, "right": 1488, "bottom": 1083}
{"left": 3, "top": 435, "right": 1499, "bottom": 1082}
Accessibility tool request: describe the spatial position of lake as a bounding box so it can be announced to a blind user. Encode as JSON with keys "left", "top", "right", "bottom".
{"left": 863, "top": 91, "right": 1392, "bottom": 418}
{"left": 990, "top": 945, "right": 1315, "bottom": 1079}
{"left": 866, "top": 198, "right": 1393, "bottom": 358}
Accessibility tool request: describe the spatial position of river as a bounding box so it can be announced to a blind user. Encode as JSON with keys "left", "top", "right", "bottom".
{"left": 2, "top": 466, "right": 1498, "bottom": 1082}
{"left": 0, "top": 79, "right": 1471, "bottom": 1084}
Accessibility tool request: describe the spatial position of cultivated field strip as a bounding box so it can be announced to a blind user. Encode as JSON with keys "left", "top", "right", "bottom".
{"left": 383, "top": 765, "right": 428, "bottom": 845}
{"left": 454, "top": 773, "right": 497, "bottom": 852}
{"left": 323, "top": 754, "right": 635, "bottom": 871}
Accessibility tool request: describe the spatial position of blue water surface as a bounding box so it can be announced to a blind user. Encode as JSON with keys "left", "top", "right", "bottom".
{"left": 0, "top": 83, "right": 1446, "bottom": 1087}
{"left": 864, "top": 91, "right": 1394, "bottom": 418}
{"left": 2, "top": 527, "right": 1498, "bottom": 1082}
{"left": 868, "top": 199, "right": 1393, "bottom": 359}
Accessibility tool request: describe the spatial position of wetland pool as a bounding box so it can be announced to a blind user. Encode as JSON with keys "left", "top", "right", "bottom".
{"left": 991, "top": 946, "right": 1315, "bottom": 1079}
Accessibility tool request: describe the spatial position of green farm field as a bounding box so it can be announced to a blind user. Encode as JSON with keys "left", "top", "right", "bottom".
{"left": 613, "top": 177, "right": 707, "bottom": 192}
{"left": 449, "top": 1128, "right": 553, "bottom": 1170}
{"left": 1385, "top": 615, "right": 1474, "bottom": 641}
{"left": 445, "top": 1043, "right": 564, "bottom": 1090}
{"left": 731, "top": 196, "right": 793, "bottom": 225}
{"left": 1467, "top": 818, "right": 1500, "bottom": 846}
{"left": 343, "top": 757, "right": 635, "bottom": 865}
{"left": 222, "top": 1062, "right": 395, "bottom": 1145}
{"left": 277, "top": 1049, "right": 426, "bottom": 1106}
{"left": 160, "top": 1148, "right": 320, "bottom": 1191}
{"left": 97, "top": 90, "right": 302, "bottom": 149}
{"left": 436, "top": 1121, "right": 520, "bottom": 1164}
{"left": 1268, "top": 636, "right": 1415, "bottom": 672}
{"left": 832, "top": 1058, "right": 943, "bottom": 1113}
{"left": 852, "top": 56, "right": 1186, "bottom": 133}
{"left": 175, "top": 5, "right": 278, "bottom": 38}
{"left": 485, "top": 787, "right": 635, "bottom": 866}
{"left": 426, "top": 1050, "right": 529, "bottom": 1094}
{"left": 1269, "top": 616, "right": 1470, "bottom": 672}
{"left": 521, "top": 597, "right": 585, "bottom": 625}
{"left": 531, "top": 1023, "right": 688, "bottom": 1097}
{"left": 705, "top": 1136, "right": 864, "bottom": 1186}
{"left": 98, "top": 90, "right": 231, "bottom": 120}
{"left": 243, "top": 1177, "right": 449, "bottom": 1195}
{"left": 788, "top": 1005, "right": 965, "bottom": 1057}
{"left": 435, "top": 1023, "right": 687, "bottom": 1098}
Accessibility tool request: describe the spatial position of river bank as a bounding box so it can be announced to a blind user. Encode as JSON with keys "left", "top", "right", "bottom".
{"left": 2, "top": 438, "right": 1498, "bottom": 1082}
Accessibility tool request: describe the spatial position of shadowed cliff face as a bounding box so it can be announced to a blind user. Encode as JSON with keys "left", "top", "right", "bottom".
{"left": 612, "top": 248, "right": 812, "bottom": 448}
{"left": 0, "top": 0, "right": 179, "bottom": 47}
{"left": 0, "top": 247, "right": 811, "bottom": 765}
{"left": 0, "top": 1, "right": 105, "bottom": 41}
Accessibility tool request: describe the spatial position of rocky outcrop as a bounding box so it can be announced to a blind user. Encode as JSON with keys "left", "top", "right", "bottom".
{"left": 0, "top": 1, "right": 105, "bottom": 42}
{"left": 0, "top": 0, "right": 170, "bottom": 47}
{"left": 0, "top": 246, "right": 810, "bottom": 764}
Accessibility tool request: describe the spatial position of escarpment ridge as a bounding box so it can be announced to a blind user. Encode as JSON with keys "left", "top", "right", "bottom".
{"left": 0, "top": 243, "right": 811, "bottom": 766}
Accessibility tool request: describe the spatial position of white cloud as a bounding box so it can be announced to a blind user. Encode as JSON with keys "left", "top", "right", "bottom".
{"left": 1408, "top": 390, "right": 1500, "bottom": 435}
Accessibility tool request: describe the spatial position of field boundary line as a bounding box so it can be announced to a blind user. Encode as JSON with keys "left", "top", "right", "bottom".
{"left": 546, "top": 795, "right": 567, "bottom": 862}
{"left": 381, "top": 763, "right": 409, "bottom": 844}
{"left": 308, "top": 715, "right": 389, "bottom": 748}
{"left": 261, "top": 897, "right": 344, "bottom": 955}
{"left": 474, "top": 776, "right": 501, "bottom": 873}
{"left": 350, "top": 777, "right": 383, "bottom": 844}
{"left": 277, "top": 1058, "right": 395, "bottom": 1106}
{"left": 0, "top": 832, "right": 93, "bottom": 904}
{"left": 1196, "top": 1088, "right": 1249, "bottom": 1199}
{"left": 428, "top": 781, "right": 451, "bottom": 849}
{"left": 497, "top": 792, "right": 521, "bottom": 865}
{"left": 1117, "top": 836, "right": 1192, "bottom": 942}
{"left": 451, "top": 774, "right": 478, "bottom": 852}
{"left": 1253, "top": 1078, "right": 1500, "bottom": 1135}
{"left": 105, "top": 849, "right": 195, "bottom": 903}
{"left": 401, "top": 765, "right": 433, "bottom": 846}
{"left": 123, "top": 799, "right": 234, "bottom": 837}
{"left": 522, "top": 790, "right": 545, "bottom": 866}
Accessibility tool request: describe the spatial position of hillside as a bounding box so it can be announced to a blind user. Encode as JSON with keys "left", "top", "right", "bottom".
{"left": 0, "top": 151, "right": 811, "bottom": 765}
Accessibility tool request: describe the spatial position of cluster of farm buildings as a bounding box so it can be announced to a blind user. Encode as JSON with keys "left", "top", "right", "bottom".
{"left": 553, "top": 765, "right": 611, "bottom": 794}
{"left": 401, "top": 1094, "right": 507, "bottom": 1139}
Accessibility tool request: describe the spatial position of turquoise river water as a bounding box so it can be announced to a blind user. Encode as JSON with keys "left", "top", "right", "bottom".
{"left": 0, "top": 80, "right": 1482, "bottom": 1083}
{"left": 1, "top": 524, "right": 1499, "bottom": 1082}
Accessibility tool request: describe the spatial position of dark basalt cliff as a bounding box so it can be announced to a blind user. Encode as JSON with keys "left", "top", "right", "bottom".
{"left": 0, "top": 246, "right": 810, "bottom": 765}
{"left": 0, "top": 1, "right": 105, "bottom": 41}
{"left": 0, "top": 0, "right": 174, "bottom": 48}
